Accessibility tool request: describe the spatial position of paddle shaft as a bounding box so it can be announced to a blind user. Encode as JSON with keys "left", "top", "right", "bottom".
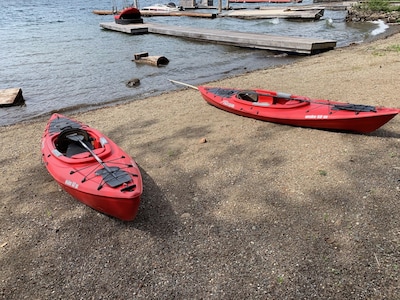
{"left": 169, "top": 79, "right": 312, "bottom": 102}
{"left": 169, "top": 79, "right": 376, "bottom": 111}
{"left": 168, "top": 79, "right": 198, "bottom": 90}
{"left": 256, "top": 92, "right": 377, "bottom": 111}
{"left": 76, "top": 138, "right": 116, "bottom": 175}
{"left": 66, "top": 132, "right": 133, "bottom": 188}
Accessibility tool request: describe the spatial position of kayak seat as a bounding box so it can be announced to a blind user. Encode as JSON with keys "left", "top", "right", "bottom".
{"left": 66, "top": 141, "right": 94, "bottom": 158}
{"left": 67, "top": 147, "right": 105, "bottom": 159}
{"left": 237, "top": 91, "right": 258, "bottom": 102}
{"left": 56, "top": 128, "right": 94, "bottom": 157}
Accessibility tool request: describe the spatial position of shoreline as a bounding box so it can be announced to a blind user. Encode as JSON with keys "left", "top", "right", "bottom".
{"left": 2, "top": 24, "right": 400, "bottom": 129}
{"left": 1, "top": 28, "right": 399, "bottom": 298}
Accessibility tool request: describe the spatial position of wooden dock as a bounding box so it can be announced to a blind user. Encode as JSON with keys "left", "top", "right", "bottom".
{"left": 0, "top": 88, "right": 24, "bottom": 107}
{"left": 99, "top": 22, "right": 336, "bottom": 54}
{"left": 94, "top": 7, "right": 325, "bottom": 20}
{"left": 223, "top": 8, "right": 325, "bottom": 20}
{"left": 140, "top": 11, "right": 217, "bottom": 18}
{"left": 93, "top": 9, "right": 217, "bottom": 18}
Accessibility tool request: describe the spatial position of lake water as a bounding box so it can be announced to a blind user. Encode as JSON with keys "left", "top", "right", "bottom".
{"left": 0, "top": 0, "right": 383, "bottom": 126}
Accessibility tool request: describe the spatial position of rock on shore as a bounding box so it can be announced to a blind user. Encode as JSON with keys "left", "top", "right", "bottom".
{"left": 346, "top": 7, "right": 400, "bottom": 23}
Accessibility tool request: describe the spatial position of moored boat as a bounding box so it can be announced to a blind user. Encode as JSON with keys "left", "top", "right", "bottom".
{"left": 114, "top": 6, "right": 143, "bottom": 24}
{"left": 169, "top": 80, "right": 399, "bottom": 133}
{"left": 141, "top": 3, "right": 181, "bottom": 12}
{"left": 41, "top": 113, "right": 143, "bottom": 221}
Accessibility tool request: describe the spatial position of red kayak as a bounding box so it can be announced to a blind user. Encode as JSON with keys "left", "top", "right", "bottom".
{"left": 197, "top": 86, "right": 399, "bottom": 134}
{"left": 41, "top": 113, "right": 143, "bottom": 221}
{"left": 114, "top": 7, "right": 143, "bottom": 24}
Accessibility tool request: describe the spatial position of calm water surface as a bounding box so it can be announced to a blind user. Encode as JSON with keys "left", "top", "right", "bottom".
{"left": 0, "top": 0, "right": 382, "bottom": 126}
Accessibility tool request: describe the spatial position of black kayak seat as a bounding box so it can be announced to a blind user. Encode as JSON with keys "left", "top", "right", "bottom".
{"left": 56, "top": 128, "right": 94, "bottom": 157}
{"left": 66, "top": 140, "right": 94, "bottom": 158}
{"left": 237, "top": 91, "right": 259, "bottom": 102}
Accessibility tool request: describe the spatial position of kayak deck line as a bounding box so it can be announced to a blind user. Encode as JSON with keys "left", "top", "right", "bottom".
{"left": 99, "top": 22, "right": 336, "bottom": 55}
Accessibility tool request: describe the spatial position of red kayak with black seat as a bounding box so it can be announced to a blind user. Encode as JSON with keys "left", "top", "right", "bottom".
{"left": 197, "top": 86, "right": 400, "bottom": 134}
{"left": 41, "top": 113, "right": 143, "bottom": 221}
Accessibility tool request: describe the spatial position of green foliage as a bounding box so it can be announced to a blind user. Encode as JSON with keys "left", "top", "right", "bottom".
{"left": 387, "top": 44, "right": 400, "bottom": 52}
{"left": 359, "top": 0, "right": 400, "bottom": 12}
{"left": 323, "top": 213, "right": 329, "bottom": 222}
{"left": 361, "top": 0, "right": 390, "bottom": 11}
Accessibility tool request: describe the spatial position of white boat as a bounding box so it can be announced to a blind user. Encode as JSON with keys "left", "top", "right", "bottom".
{"left": 141, "top": 3, "right": 181, "bottom": 12}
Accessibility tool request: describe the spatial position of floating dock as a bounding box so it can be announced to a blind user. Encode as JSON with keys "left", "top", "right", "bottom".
{"left": 93, "top": 10, "right": 217, "bottom": 18}
{"left": 140, "top": 11, "right": 217, "bottom": 18}
{"left": 99, "top": 22, "right": 336, "bottom": 54}
{"left": 223, "top": 8, "right": 325, "bottom": 20}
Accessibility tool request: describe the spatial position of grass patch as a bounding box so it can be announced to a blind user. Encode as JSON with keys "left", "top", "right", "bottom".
{"left": 361, "top": 0, "right": 390, "bottom": 11}
{"left": 387, "top": 44, "right": 400, "bottom": 52}
{"left": 356, "top": 0, "right": 400, "bottom": 12}
{"left": 318, "top": 170, "right": 327, "bottom": 176}
{"left": 323, "top": 213, "right": 329, "bottom": 222}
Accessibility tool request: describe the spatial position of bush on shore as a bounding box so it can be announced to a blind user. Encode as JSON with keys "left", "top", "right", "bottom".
{"left": 347, "top": 0, "right": 400, "bottom": 23}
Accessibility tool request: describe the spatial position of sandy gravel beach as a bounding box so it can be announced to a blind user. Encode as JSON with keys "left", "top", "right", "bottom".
{"left": 1, "top": 30, "right": 400, "bottom": 299}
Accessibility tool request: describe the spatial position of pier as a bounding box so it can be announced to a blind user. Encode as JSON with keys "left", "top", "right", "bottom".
{"left": 99, "top": 22, "right": 336, "bottom": 54}
{"left": 222, "top": 8, "right": 325, "bottom": 20}
{"left": 93, "top": 10, "right": 217, "bottom": 18}
{"left": 94, "top": 7, "right": 326, "bottom": 20}
{"left": 139, "top": 10, "right": 217, "bottom": 18}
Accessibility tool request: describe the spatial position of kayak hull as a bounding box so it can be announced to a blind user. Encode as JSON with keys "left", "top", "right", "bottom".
{"left": 198, "top": 86, "right": 399, "bottom": 133}
{"left": 41, "top": 113, "right": 143, "bottom": 221}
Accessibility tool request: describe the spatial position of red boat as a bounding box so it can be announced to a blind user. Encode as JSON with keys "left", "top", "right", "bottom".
{"left": 41, "top": 113, "right": 143, "bottom": 221}
{"left": 196, "top": 85, "right": 399, "bottom": 133}
{"left": 114, "top": 7, "right": 143, "bottom": 24}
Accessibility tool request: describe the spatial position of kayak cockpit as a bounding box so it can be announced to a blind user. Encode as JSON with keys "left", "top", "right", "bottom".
{"left": 236, "top": 91, "right": 259, "bottom": 102}
{"left": 56, "top": 128, "right": 94, "bottom": 158}
{"left": 46, "top": 115, "right": 112, "bottom": 162}
{"left": 236, "top": 90, "right": 308, "bottom": 108}
{"left": 50, "top": 128, "right": 110, "bottom": 162}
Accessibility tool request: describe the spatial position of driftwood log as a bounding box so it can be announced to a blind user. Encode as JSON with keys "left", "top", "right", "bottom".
{"left": 133, "top": 52, "right": 169, "bottom": 67}
{"left": 0, "top": 88, "right": 25, "bottom": 107}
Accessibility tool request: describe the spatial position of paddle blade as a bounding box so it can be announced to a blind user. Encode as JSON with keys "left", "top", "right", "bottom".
{"left": 66, "top": 133, "right": 85, "bottom": 142}
{"left": 96, "top": 167, "right": 132, "bottom": 187}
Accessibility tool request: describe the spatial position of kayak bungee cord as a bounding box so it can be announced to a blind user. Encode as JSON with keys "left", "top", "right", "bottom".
{"left": 65, "top": 130, "right": 132, "bottom": 188}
